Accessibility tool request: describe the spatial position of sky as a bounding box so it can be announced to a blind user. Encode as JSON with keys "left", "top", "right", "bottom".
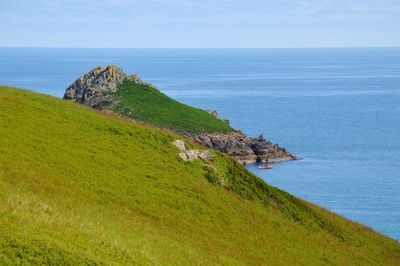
{"left": 0, "top": 0, "right": 399, "bottom": 48}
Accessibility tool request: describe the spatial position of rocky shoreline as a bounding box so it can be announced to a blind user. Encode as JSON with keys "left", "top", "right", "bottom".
{"left": 64, "top": 65, "right": 298, "bottom": 164}
{"left": 187, "top": 132, "right": 297, "bottom": 164}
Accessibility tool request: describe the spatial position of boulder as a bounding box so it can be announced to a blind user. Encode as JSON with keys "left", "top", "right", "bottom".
{"left": 173, "top": 139, "right": 214, "bottom": 162}
{"left": 207, "top": 110, "right": 219, "bottom": 118}
{"left": 199, "top": 151, "right": 214, "bottom": 161}
{"left": 186, "top": 150, "right": 200, "bottom": 161}
{"left": 179, "top": 150, "right": 200, "bottom": 161}
{"left": 179, "top": 152, "right": 188, "bottom": 161}
{"left": 172, "top": 140, "right": 187, "bottom": 151}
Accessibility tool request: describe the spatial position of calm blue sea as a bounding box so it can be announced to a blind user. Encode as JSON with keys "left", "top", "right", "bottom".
{"left": 1, "top": 48, "right": 399, "bottom": 240}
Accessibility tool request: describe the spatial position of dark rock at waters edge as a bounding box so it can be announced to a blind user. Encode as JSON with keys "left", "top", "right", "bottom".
{"left": 187, "top": 132, "right": 298, "bottom": 164}
{"left": 63, "top": 65, "right": 298, "bottom": 164}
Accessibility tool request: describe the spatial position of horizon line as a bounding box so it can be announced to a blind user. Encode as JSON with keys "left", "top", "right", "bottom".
{"left": 1, "top": 46, "right": 400, "bottom": 49}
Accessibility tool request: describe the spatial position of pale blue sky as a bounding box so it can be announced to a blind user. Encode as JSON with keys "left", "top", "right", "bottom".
{"left": 1, "top": 0, "right": 399, "bottom": 48}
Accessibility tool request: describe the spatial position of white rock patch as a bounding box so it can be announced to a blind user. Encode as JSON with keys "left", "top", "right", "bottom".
{"left": 173, "top": 140, "right": 214, "bottom": 162}
{"left": 172, "top": 139, "right": 187, "bottom": 151}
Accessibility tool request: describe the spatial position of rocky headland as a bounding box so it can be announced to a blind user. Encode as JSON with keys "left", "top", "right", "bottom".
{"left": 189, "top": 132, "right": 297, "bottom": 164}
{"left": 64, "top": 65, "right": 146, "bottom": 108}
{"left": 64, "top": 65, "right": 298, "bottom": 164}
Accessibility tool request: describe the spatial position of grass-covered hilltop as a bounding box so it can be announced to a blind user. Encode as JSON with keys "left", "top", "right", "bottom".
{"left": 1, "top": 86, "right": 400, "bottom": 265}
{"left": 63, "top": 65, "right": 298, "bottom": 164}
{"left": 63, "top": 65, "right": 234, "bottom": 134}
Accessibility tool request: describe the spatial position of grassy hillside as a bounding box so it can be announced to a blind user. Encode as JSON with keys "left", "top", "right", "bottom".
{"left": 110, "top": 80, "right": 234, "bottom": 134}
{"left": 0, "top": 86, "right": 399, "bottom": 265}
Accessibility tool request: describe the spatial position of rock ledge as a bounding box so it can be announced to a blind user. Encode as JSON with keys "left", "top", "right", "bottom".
{"left": 188, "top": 132, "right": 298, "bottom": 164}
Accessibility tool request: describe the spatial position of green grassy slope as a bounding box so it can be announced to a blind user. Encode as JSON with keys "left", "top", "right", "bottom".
{"left": 0, "top": 86, "right": 399, "bottom": 265}
{"left": 110, "top": 80, "right": 234, "bottom": 134}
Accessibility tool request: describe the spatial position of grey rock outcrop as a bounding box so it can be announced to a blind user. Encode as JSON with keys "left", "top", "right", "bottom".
{"left": 179, "top": 150, "right": 201, "bottom": 161}
{"left": 199, "top": 151, "right": 215, "bottom": 161}
{"left": 206, "top": 110, "right": 230, "bottom": 125}
{"left": 63, "top": 65, "right": 144, "bottom": 108}
{"left": 189, "top": 132, "right": 297, "bottom": 164}
{"left": 173, "top": 140, "right": 215, "bottom": 162}
{"left": 172, "top": 140, "right": 187, "bottom": 151}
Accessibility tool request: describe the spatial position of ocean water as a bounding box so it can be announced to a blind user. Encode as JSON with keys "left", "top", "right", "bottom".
{"left": 1, "top": 48, "right": 399, "bottom": 240}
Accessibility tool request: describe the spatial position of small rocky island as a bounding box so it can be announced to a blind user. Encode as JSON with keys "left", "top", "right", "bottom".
{"left": 64, "top": 65, "right": 298, "bottom": 164}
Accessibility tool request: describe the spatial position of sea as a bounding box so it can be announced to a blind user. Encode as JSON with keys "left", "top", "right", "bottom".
{"left": 1, "top": 48, "right": 399, "bottom": 240}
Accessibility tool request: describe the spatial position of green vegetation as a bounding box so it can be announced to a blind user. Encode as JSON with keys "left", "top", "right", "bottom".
{"left": 111, "top": 80, "right": 234, "bottom": 134}
{"left": 0, "top": 86, "right": 399, "bottom": 265}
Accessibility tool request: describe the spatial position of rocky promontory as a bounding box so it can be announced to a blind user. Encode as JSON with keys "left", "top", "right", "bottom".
{"left": 188, "top": 132, "right": 297, "bottom": 164}
{"left": 64, "top": 65, "right": 298, "bottom": 164}
{"left": 64, "top": 65, "right": 145, "bottom": 108}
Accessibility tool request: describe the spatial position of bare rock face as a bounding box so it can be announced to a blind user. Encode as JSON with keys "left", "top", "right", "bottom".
{"left": 189, "top": 132, "right": 298, "bottom": 164}
{"left": 173, "top": 140, "right": 215, "bottom": 162}
{"left": 63, "top": 65, "right": 144, "bottom": 108}
{"left": 250, "top": 135, "right": 296, "bottom": 163}
{"left": 191, "top": 132, "right": 256, "bottom": 164}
